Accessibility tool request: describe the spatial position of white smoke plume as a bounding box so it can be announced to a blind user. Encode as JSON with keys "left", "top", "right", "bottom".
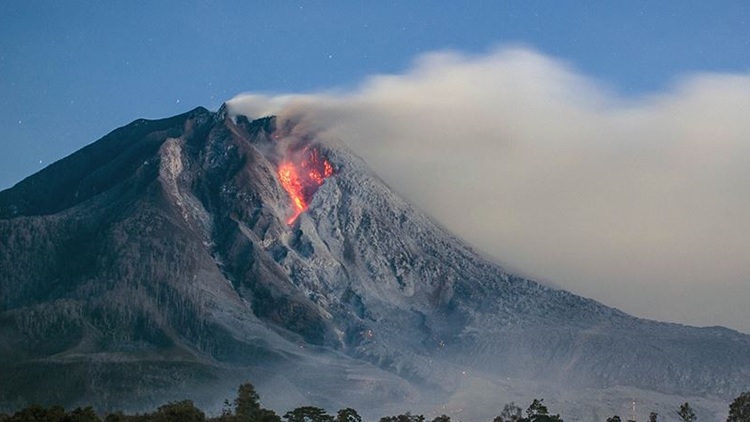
{"left": 227, "top": 46, "right": 750, "bottom": 334}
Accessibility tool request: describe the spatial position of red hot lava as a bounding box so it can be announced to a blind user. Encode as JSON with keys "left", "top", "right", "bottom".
{"left": 277, "top": 148, "right": 334, "bottom": 225}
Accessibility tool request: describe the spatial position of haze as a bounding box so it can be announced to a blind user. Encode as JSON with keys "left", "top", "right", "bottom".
{"left": 229, "top": 46, "right": 750, "bottom": 334}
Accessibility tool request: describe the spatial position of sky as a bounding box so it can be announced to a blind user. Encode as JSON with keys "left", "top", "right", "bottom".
{"left": 2, "top": 1, "right": 750, "bottom": 332}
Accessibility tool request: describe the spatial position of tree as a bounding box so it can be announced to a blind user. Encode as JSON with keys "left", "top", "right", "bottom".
{"left": 430, "top": 415, "right": 450, "bottom": 422}
{"left": 6, "top": 404, "right": 66, "bottom": 422}
{"left": 522, "top": 399, "right": 562, "bottom": 422}
{"left": 222, "top": 400, "right": 234, "bottom": 417}
{"left": 378, "top": 413, "right": 425, "bottom": 422}
{"left": 63, "top": 407, "right": 101, "bottom": 422}
{"left": 336, "top": 409, "right": 362, "bottom": 422}
{"left": 677, "top": 403, "right": 696, "bottom": 422}
{"left": 526, "top": 400, "right": 549, "bottom": 420}
{"left": 152, "top": 400, "right": 206, "bottom": 422}
{"left": 214, "top": 382, "right": 280, "bottom": 422}
{"left": 283, "top": 407, "right": 333, "bottom": 422}
{"left": 104, "top": 411, "right": 127, "bottom": 422}
{"left": 235, "top": 383, "right": 262, "bottom": 421}
{"left": 606, "top": 417, "right": 622, "bottom": 422}
{"left": 728, "top": 392, "right": 750, "bottom": 422}
{"left": 256, "top": 409, "right": 283, "bottom": 422}
{"left": 503, "top": 403, "right": 523, "bottom": 422}
{"left": 648, "top": 412, "right": 658, "bottom": 422}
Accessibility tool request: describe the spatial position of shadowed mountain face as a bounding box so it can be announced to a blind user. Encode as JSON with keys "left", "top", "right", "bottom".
{"left": 1, "top": 107, "right": 748, "bottom": 420}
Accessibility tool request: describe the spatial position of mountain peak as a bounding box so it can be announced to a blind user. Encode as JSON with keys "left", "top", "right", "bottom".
{"left": 1, "top": 108, "right": 749, "bottom": 419}
{"left": 0, "top": 107, "right": 210, "bottom": 218}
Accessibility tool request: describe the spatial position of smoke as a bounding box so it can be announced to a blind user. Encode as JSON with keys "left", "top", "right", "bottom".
{"left": 227, "top": 46, "right": 750, "bottom": 334}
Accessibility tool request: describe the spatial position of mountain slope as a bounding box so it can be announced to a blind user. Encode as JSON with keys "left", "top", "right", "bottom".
{"left": 0, "top": 106, "right": 748, "bottom": 421}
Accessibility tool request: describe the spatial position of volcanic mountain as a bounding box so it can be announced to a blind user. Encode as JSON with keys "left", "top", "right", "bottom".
{"left": 0, "top": 106, "right": 748, "bottom": 421}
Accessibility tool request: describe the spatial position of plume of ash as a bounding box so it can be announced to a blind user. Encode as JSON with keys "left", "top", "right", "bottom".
{"left": 227, "top": 46, "right": 750, "bottom": 334}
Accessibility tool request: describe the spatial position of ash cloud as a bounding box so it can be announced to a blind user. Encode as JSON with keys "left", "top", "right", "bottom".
{"left": 228, "top": 46, "right": 750, "bottom": 334}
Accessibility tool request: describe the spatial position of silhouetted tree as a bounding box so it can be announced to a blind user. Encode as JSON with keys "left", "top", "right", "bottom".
{"left": 676, "top": 403, "right": 696, "bottom": 422}
{"left": 336, "top": 409, "right": 362, "bottom": 422}
{"left": 222, "top": 400, "right": 234, "bottom": 418}
{"left": 378, "top": 413, "right": 425, "bottom": 422}
{"left": 521, "top": 399, "right": 562, "bottom": 422}
{"left": 257, "top": 409, "right": 283, "bottom": 422}
{"left": 235, "top": 384, "right": 262, "bottom": 421}
{"left": 207, "top": 382, "right": 281, "bottom": 422}
{"left": 0, "top": 405, "right": 102, "bottom": 422}
{"left": 728, "top": 392, "right": 750, "bottom": 422}
{"left": 497, "top": 402, "right": 523, "bottom": 422}
{"left": 64, "top": 407, "right": 101, "bottom": 422}
{"left": 648, "top": 412, "right": 658, "bottom": 422}
{"left": 284, "top": 407, "right": 333, "bottom": 422}
{"left": 5, "top": 404, "right": 66, "bottom": 422}
{"left": 104, "top": 411, "right": 127, "bottom": 422}
{"left": 430, "top": 415, "right": 450, "bottom": 422}
{"left": 152, "top": 400, "right": 205, "bottom": 422}
{"left": 606, "top": 416, "right": 622, "bottom": 422}
{"left": 526, "top": 400, "right": 548, "bottom": 420}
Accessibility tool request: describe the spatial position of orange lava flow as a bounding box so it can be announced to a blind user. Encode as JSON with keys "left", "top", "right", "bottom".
{"left": 277, "top": 162, "right": 306, "bottom": 224}
{"left": 277, "top": 149, "right": 334, "bottom": 225}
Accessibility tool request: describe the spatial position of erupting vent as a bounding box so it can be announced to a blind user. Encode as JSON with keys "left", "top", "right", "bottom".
{"left": 277, "top": 148, "right": 334, "bottom": 225}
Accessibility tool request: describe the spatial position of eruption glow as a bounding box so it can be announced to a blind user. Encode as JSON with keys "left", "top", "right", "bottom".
{"left": 277, "top": 148, "right": 334, "bottom": 225}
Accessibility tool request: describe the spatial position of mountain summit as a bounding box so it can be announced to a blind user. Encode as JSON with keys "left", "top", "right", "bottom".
{"left": 1, "top": 106, "right": 748, "bottom": 421}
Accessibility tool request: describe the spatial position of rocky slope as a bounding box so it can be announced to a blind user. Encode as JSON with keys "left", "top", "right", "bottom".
{"left": 0, "top": 106, "right": 748, "bottom": 421}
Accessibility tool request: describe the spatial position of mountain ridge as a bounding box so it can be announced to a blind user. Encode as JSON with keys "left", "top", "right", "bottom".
{"left": 0, "top": 105, "right": 748, "bottom": 421}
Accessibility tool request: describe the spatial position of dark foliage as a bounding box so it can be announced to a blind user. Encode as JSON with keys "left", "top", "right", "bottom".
{"left": 495, "top": 402, "right": 522, "bottom": 422}
{"left": 677, "top": 403, "right": 696, "bottom": 422}
{"left": 728, "top": 392, "right": 750, "bottom": 422}
{"left": 1, "top": 386, "right": 743, "bottom": 422}
{"left": 235, "top": 383, "right": 261, "bottom": 420}
{"left": 514, "top": 399, "right": 562, "bottom": 422}
{"left": 335, "top": 409, "right": 362, "bottom": 422}
{"left": 215, "top": 384, "right": 280, "bottom": 422}
{"left": 378, "top": 413, "right": 424, "bottom": 422}
{"left": 152, "top": 401, "right": 206, "bottom": 422}
{"left": 283, "top": 407, "right": 332, "bottom": 422}
{"left": 0, "top": 405, "right": 99, "bottom": 422}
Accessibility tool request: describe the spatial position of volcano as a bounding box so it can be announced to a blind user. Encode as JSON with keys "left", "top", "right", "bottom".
{"left": 0, "top": 106, "right": 748, "bottom": 421}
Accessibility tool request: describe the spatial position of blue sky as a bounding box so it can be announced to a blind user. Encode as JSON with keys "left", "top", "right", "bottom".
{"left": 1, "top": 0, "right": 749, "bottom": 189}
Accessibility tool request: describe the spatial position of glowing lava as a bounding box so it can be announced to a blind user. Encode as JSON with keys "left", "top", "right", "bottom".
{"left": 277, "top": 149, "right": 335, "bottom": 225}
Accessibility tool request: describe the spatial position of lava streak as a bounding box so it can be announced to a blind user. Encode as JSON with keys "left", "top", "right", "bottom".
{"left": 277, "top": 162, "right": 306, "bottom": 224}
{"left": 277, "top": 149, "right": 335, "bottom": 225}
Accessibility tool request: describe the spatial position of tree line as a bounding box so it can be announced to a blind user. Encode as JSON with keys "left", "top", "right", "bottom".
{"left": 1, "top": 384, "right": 748, "bottom": 422}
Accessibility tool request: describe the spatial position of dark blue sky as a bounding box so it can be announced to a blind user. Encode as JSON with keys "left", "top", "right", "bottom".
{"left": 1, "top": 0, "right": 749, "bottom": 189}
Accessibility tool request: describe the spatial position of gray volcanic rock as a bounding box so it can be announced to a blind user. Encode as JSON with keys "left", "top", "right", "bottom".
{"left": 0, "top": 106, "right": 748, "bottom": 421}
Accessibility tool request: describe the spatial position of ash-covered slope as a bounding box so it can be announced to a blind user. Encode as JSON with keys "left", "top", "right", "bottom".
{"left": 0, "top": 106, "right": 748, "bottom": 420}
